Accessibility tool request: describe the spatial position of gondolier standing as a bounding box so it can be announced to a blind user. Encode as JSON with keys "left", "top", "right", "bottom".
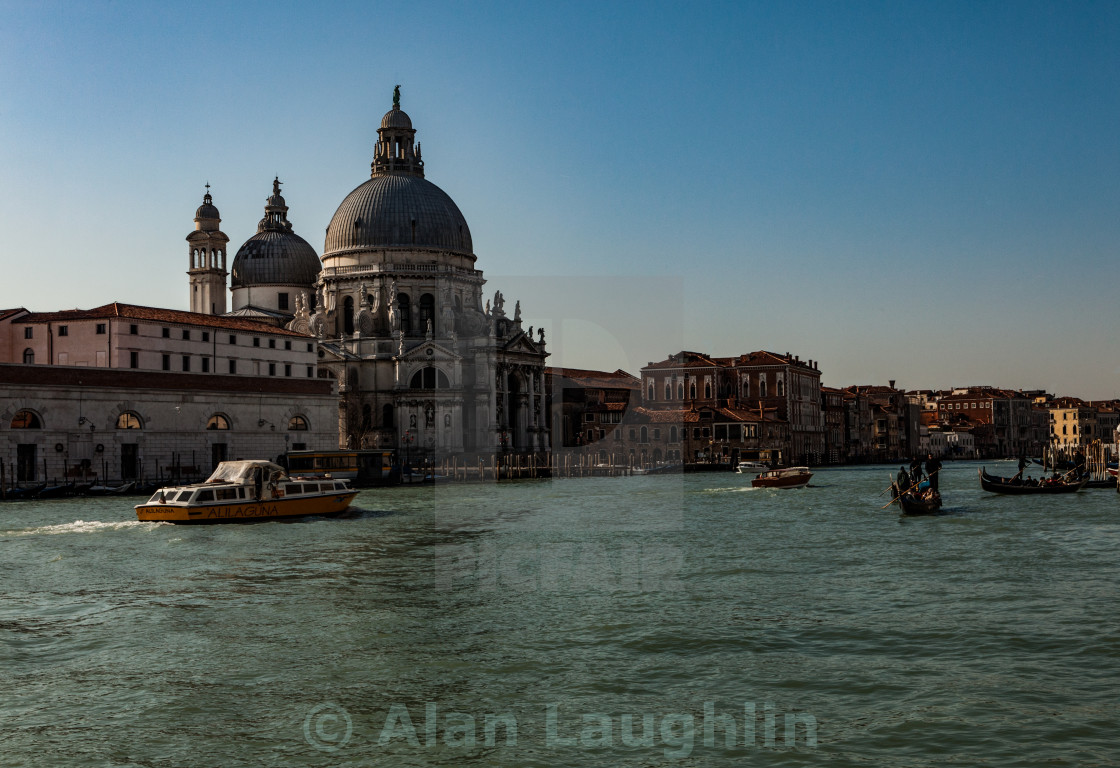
{"left": 910, "top": 456, "right": 923, "bottom": 484}
{"left": 926, "top": 453, "right": 942, "bottom": 493}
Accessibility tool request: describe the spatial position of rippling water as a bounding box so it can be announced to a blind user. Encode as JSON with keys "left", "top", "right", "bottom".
{"left": 2, "top": 460, "right": 1118, "bottom": 766}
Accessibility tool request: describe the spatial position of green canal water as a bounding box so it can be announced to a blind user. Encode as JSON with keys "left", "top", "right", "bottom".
{"left": 2, "top": 460, "right": 1118, "bottom": 767}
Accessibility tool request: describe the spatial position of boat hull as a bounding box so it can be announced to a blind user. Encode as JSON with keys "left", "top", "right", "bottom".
{"left": 752, "top": 469, "right": 813, "bottom": 489}
{"left": 898, "top": 492, "right": 943, "bottom": 515}
{"left": 136, "top": 491, "right": 359, "bottom": 524}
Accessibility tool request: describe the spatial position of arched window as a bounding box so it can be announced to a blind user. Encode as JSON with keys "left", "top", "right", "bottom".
{"left": 343, "top": 296, "right": 355, "bottom": 335}
{"left": 640, "top": 426, "right": 648, "bottom": 443}
{"left": 777, "top": 379, "right": 785, "bottom": 397}
{"left": 288, "top": 415, "right": 309, "bottom": 431}
{"left": 677, "top": 383, "right": 684, "bottom": 399}
{"left": 647, "top": 383, "right": 655, "bottom": 401}
{"left": 665, "top": 381, "right": 672, "bottom": 400}
{"left": 670, "top": 426, "right": 678, "bottom": 443}
{"left": 419, "top": 293, "right": 435, "bottom": 330}
{"left": 409, "top": 366, "right": 450, "bottom": 389}
{"left": 397, "top": 294, "right": 411, "bottom": 333}
{"left": 760, "top": 380, "right": 768, "bottom": 398}
{"left": 22, "top": 348, "right": 34, "bottom": 364}
{"left": 10, "top": 410, "right": 42, "bottom": 429}
{"left": 116, "top": 412, "right": 142, "bottom": 429}
{"left": 704, "top": 382, "right": 712, "bottom": 399}
{"left": 689, "top": 382, "right": 697, "bottom": 399}
{"left": 206, "top": 414, "right": 231, "bottom": 430}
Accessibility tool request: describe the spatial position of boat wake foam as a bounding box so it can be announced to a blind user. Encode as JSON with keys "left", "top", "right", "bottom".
{"left": 2, "top": 520, "right": 168, "bottom": 538}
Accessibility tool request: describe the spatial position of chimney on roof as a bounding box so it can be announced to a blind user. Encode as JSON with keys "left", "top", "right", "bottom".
{"left": 889, "top": 379, "right": 896, "bottom": 389}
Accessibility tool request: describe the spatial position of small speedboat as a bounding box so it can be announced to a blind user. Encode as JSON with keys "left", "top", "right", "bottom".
{"left": 135, "top": 460, "right": 358, "bottom": 524}
{"left": 736, "top": 461, "right": 768, "bottom": 473}
{"left": 751, "top": 466, "right": 813, "bottom": 489}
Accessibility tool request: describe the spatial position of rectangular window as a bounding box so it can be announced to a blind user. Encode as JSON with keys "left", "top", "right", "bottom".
{"left": 202, "top": 331, "right": 209, "bottom": 342}
{"left": 130, "top": 324, "right": 138, "bottom": 335}
{"left": 268, "top": 338, "right": 276, "bottom": 349}
{"left": 162, "top": 327, "right": 170, "bottom": 338}
{"left": 229, "top": 334, "right": 236, "bottom": 345}
{"left": 715, "top": 424, "right": 727, "bottom": 440}
{"left": 284, "top": 364, "right": 291, "bottom": 377}
{"left": 162, "top": 354, "right": 170, "bottom": 371}
{"left": 182, "top": 330, "right": 190, "bottom": 340}
{"left": 307, "top": 343, "right": 313, "bottom": 352}
{"left": 96, "top": 323, "right": 107, "bottom": 334}
{"left": 182, "top": 356, "right": 190, "bottom": 372}
{"left": 228, "top": 359, "right": 237, "bottom": 374}
{"left": 129, "top": 351, "right": 138, "bottom": 369}
{"left": 23, "top": 327, "right": 32, "bottom": 339}
{"left": 58, "top": 325, "right": 68, "bottom": 336}
{"left": 202, "top": 358, "right": 210, "bottom": 373}
{"left": 653, "top": 428, "right": 661, "bottom": 440}
{"left": 284, "top": 340, "right": 291, "bottom": 351}
{"left": 253, "top": 337, "right": 260, "bottom": 347}
{"left": 268, "top": 363, "right": 276, "bottom": 376}
{"left": 278, "top": 293, "right": 289, "bottom": 310}
{"left": 306, "top": 366, "right": 313, "bottom": 377}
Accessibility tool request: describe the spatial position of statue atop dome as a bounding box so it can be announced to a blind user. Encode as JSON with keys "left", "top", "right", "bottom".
{"left": 393, "top": 84, "right": 401, "bottom": 109}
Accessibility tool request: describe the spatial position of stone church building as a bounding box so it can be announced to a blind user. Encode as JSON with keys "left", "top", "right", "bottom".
{"left": 216, "top": 90, "right": 550, "bottom": 459}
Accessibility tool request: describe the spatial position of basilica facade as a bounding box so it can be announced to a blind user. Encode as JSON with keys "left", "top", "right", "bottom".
{"left": 218, "top": 91, "right": 550, "bottom": 458}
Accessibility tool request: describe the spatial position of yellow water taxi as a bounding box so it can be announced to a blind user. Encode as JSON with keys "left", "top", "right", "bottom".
{"left": 135, "top": 460, "right": 358, "bottom": 524}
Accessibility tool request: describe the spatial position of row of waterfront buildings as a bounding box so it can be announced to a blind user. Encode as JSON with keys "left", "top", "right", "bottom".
{"left": 1, "top": 92, "right": 1114, "bottom": 484}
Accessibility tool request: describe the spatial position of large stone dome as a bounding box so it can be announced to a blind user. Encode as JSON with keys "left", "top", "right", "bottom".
{"left": 324, "top": 175, "right": 473, "bottom": 256}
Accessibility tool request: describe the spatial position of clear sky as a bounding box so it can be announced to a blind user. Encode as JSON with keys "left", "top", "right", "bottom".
{"left": 2, "top": 1, "right": 1119, "bottom": 397}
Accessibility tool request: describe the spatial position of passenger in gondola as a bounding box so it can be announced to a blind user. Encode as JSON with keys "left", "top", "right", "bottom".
{"left": 926, "top": 454, "right": 942, "bottom": 493}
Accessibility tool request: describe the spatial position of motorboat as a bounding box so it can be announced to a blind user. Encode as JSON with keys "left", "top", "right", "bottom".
{"left": 751, "top": 466, "right": 813, "bottom": 489}
{"left": 135, "top": 460, "right": 358, "bottom": 524}
{"left": 736, "top": 461, "right": 768, "bottom": 473}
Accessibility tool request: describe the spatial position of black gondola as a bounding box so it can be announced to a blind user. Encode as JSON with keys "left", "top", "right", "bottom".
{"left": 978, "top": 467, "right": 1088, "bottom": 495}
{"left": 898, "top": 489, "right": 943, "bottom": 515}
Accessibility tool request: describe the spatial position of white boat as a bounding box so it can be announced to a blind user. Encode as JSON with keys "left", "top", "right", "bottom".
{"left": 736, "top": 461, "right": 768, "bottom": 473}
{"left": 135, "top": 460, "right": 358, "bottom": 524}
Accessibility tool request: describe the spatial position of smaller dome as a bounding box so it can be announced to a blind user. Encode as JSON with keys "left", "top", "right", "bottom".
{"left": 195, "top": 192, "right": 220, "bottom": 220}
{"left": 230, "top": 230, "right": 320, "bottom": 288}
{"left": 381, "top": 107, "right": 413, "bottom": 130}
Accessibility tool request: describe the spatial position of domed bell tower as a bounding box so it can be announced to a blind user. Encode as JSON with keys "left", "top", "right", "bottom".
{"left": 187, "top": 185, "right": 230, "bottom": 315}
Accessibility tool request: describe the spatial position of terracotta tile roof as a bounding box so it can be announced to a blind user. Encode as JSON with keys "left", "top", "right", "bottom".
{"left": 0, "top": 308, "right": 28, "bottom": 322}
{"left": 548, "top": 367, "right": 640, "bottom": 388}
{"left": 17, "top": 302, "right": 310, "bottom": 338}
{"left": 630, "top": 407, "right": 700, "bottom": 423}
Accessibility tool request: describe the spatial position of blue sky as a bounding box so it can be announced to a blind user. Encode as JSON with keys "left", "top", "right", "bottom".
{"left": 2, "top": 1, "right": 1119, "bottom": 397}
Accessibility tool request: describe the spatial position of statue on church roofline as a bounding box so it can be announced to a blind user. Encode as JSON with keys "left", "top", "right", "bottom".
{"left": 393, "top": 84, "right": 401, "bottom": 109}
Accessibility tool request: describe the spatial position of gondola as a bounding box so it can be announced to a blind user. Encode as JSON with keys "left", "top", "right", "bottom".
{"left": 978, "top": 467, "right": 1088, "bottom": 495}
{"left": 897, "top": 488, "right": 943, "bottom": 516}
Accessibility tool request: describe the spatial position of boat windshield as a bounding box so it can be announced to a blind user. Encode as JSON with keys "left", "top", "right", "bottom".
{"left": 205, "top": 461, "right": 287, "bottom": 484}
